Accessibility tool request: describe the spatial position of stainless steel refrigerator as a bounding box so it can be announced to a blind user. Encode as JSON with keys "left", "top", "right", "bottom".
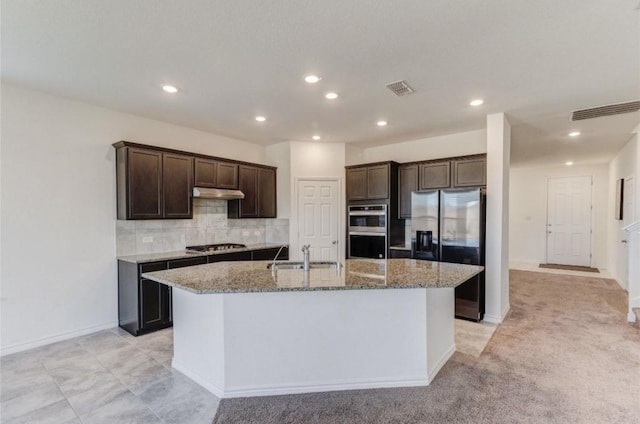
{"left": 411, "top": 188, "right": 486, "bottom": 321}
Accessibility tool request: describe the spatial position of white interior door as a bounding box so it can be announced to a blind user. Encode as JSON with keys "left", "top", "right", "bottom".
{"left": 546, "top": 176, "right": 592, "bottom": 266}
{"left": 620, "top": 176, "right": 634, "bottom": 288}
{"left": 297, "top": 179, "right": 339, "bottom": 261}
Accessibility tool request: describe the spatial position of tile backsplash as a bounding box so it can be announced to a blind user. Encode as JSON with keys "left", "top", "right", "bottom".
{"left": 116, "top": 199, "right": 289, "bottom": 256}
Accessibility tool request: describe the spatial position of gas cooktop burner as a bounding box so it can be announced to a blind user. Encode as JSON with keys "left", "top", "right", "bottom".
{"left": 186, "top": 243, "right": 247, "bottom": 253}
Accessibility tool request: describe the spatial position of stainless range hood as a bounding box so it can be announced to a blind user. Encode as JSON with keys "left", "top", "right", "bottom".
{"left": 193, "top": 187, "right": 245, "bottom": 200}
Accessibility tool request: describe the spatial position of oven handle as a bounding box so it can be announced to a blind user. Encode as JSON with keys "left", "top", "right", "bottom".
{"left": 348, "top": 231, "right": 386, "bottom": 237}
{"left": 348, "top": 211, "right": 386, "bottom": 216}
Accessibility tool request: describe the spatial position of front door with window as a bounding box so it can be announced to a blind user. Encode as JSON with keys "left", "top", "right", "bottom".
{"left": 546, "top": 176, "right": 592, "bottom": 267}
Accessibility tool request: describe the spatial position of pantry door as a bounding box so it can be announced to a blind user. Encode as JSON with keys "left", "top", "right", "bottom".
{"left": 546, "top": 176, "right": 593, "bottom": 266}
{"left": 297, "top": 179, "right": 340, "bottom": 261}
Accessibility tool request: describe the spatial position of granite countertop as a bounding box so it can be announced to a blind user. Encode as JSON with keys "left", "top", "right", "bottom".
{"left": 117, "top": 243, "right": 288, "bottom": 264}
{"left": 142, "top": 259, "right": 484, "bottom": 294}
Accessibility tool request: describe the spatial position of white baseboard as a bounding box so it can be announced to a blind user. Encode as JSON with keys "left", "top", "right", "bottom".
{"left": 173, "top": 359, "right": 225, "bottom": 398}
{"left": 428, "top": 344, "right": 455, "bottom": 383}
{"left": 627, "top": 312, "right": 636, "bottom": 323}
{"left": 484, "top": 304, "right": 510, "bottom": 324}
{"left": 173, "top": 358, "right": 432, "bottom": 399}
{"left": 483, "top": 315, "right": 502, "bottom": 324}
{"left": 1, "top": 321, "right": 119, "bottom": 357}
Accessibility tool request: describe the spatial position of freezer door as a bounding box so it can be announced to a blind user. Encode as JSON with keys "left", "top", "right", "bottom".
{"left": 440, "top": 189, "right": 482, "bottom": 265}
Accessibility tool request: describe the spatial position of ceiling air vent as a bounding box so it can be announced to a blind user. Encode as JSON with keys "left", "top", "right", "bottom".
{"left": 385, "top": 80, "right": 415, "bottom": 96}
{"left": 571, "top": 100, "right": 640, "bottom": 121}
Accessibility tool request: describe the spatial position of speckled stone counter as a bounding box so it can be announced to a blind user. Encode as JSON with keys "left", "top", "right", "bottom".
{"left": 165, "top": 258, "right": 473, "bottom": 398}
{"left": 142, "top": 259, "right": 483, "bottom": 294}
{"left": 117, "top": 243, "right": 288, "bottom": 264}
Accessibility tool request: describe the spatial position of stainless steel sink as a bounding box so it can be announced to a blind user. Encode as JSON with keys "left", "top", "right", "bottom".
{"left": 268, "top": 261, "right": 342, "bottom": 271}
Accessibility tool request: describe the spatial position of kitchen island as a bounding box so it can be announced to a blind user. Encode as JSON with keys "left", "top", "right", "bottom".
{"left": 143, "top": 259, "right": 483, "bottom": 398}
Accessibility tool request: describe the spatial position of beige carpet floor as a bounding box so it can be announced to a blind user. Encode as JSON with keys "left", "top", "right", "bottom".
{"left": 213, "top": 270, "right": 640, "bottom": 423}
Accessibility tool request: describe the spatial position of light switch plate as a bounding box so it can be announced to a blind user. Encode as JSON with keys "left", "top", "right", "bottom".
{"left": 142, "top": 236, "right": 153, "bottom": 243}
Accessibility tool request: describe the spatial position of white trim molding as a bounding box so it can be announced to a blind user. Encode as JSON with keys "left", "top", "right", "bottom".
{"left": 1, "top": 321, "right": 119, "bottom": 356}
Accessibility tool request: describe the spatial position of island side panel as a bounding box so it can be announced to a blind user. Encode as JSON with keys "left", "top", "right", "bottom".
{"left": 221, "top": 289, "right": 430, "bottom": 398}
{"left": 425, "top": 287, "right": 456, "bottom": 379}
{"left": 171, "top": 288, "right": 226, "bottom": 397}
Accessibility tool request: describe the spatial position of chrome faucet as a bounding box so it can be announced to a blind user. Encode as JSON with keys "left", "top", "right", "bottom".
{"left": 301, "top": 245, "right": 311, "bottom": 271}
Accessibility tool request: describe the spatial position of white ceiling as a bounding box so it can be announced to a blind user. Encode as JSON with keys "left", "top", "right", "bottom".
{"left": 2, "top": 0, "right": 639, "bottom": 166}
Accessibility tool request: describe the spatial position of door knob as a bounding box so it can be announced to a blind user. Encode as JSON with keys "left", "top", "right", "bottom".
{"left": 332, "top": 240, "right": 338, "bottom": 245}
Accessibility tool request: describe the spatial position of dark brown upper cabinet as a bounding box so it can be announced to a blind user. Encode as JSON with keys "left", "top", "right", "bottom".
{"left": 398, "top": 164, "right": 418, "bottom": 218}
{"left": 453, "top": 157, "right": 486, "bottom": 187}
{"left": 115, "top": 144, "right": 193, "bottom": 220}
{"left": 367, "top": 165, "right": 390, "bottom": 199}
{"left": 119, "top": 147, "right": 163, "bottom": 219}
{"left": 346, "top": 163, "right": 394, "bottom": 201}
{"left": 346, "top": 168, "right": 368, "bottom": 201}
{"left": 194, "top": 158, "right": 238, "bottom": 189}
{"left": 257, "top": 167, "right": 277, "bottom": 218}
{"left": 162, "top": 153, "right": 194, "bottom": 218}
{"left": 115, "top": 141, "right": 277, "bottom": 220}
{"left": 228, "top": 165, "right": 277, "bottom": 218}
{"left": 419, "top": 161, "right": 451, "bottom": 190}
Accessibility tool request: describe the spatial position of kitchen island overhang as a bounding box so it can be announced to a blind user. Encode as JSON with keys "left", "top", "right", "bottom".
{"left": 143, "top": 259, "right": 483, "bottom": 398}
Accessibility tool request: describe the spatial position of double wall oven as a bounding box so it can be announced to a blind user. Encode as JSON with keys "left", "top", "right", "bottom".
{"left": 348, "top": 204, "right": 387, "bottom": 259}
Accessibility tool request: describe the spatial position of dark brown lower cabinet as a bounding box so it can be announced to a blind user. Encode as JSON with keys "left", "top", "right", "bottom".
{"left": 118, "top": 247, "right": 289, "bottom": 336}
{"left": 118, "top": 256, "right": 207, "bottom": 336}
{"left": 250, "top": 247, "right": 289, "bottom": 261}
{"left": 389, "top": 249, "right": 411, "bottom": 259}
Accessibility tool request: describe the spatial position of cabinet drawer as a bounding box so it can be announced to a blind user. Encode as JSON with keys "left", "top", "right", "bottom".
{"left": 208, "top": 251, "right": 252, "bottom": 263}
{"left": 140, "top": 261, "right": 167, "bottom": 273}
{"left": 167, "top": 256, "right": 207, "bottom": 269}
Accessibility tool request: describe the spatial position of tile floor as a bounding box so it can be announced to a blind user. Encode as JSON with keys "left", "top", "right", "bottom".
{"left": 454, "top": 319, "right": 497, "bottom": 357}
{"left": 0, "top": 327, "right": 219, "bottom": 424}
{"left": 1, "top": 318, "right": 500, "bottom": 423}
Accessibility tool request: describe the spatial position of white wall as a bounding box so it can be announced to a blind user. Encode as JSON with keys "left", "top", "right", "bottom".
{"left": 0, "top": 83, "right": 266, "bottom": 354}
{"left": 362, "top": 130, "right": 486, "bottom": 164}
{"left": 264, "top": 142, "right": 291, "bottom": 219}
{"left": 485, "top": 113, "right": 511, "bottom": 323}
{"left": 607, "top": 134, "right": 638, "bottom": 285}
{"left": 509, "top": 164, "right": 610, "bottom": 270}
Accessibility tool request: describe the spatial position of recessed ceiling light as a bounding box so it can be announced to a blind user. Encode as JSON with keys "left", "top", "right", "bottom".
{"left": 312, "top": 135, "right": 321, "bottom": 141}
{"left": 325, "top": 92, "right": 339, "bottom": 100}
{"left": 305, "top": 75, "right": 321, "bottom": 83}
{"left": 568, "top": 131, "right": 581, "bottom": 137}
{"left": 377, "top": 121, "right": 388, "bottom": 127}
{"left": 565, "top": 161, "right": 574, "bottom": 166}
{"left": 162, "top": 85, "right": 178, "bottom": 93}
{"left": 469, "top": 99, "right": 484, "bottom": 107}
{"left": 255, "top": 116, "right": 266, "bottom": 122}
